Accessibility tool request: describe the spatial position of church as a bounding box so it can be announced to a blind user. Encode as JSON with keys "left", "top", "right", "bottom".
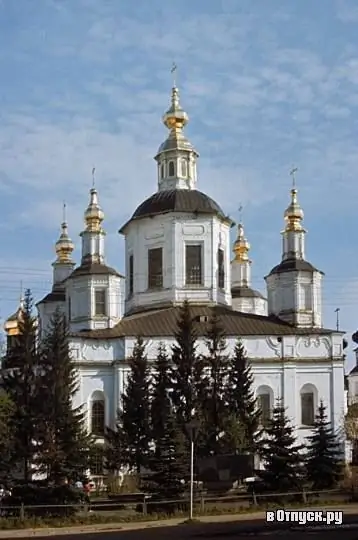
{"left": 4, "top": 83, "right": 346, "bottom": 474}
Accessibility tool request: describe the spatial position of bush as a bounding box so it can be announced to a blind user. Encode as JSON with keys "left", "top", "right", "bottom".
{"left": 1, "top": 484, "right": 84, "bottom": 518}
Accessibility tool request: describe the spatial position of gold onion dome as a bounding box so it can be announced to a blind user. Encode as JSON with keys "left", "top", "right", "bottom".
{"left": 162, "top": 86, "right": 189, "bottom": 132}
{"left": 233, "top": 223, "right": 251, "bottom": 262}
{"left": 84, "top": 188, "right": 104, "bottom": 232}
{"left": 284, "top": 188, "right": 304, "bottom": 231}
{"left": 55, "top": 221, "right": 74, "bottom": 263}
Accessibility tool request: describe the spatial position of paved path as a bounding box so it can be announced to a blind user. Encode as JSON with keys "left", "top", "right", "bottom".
{"left": 2, "top": 505, "right": 358, "bottom": 538}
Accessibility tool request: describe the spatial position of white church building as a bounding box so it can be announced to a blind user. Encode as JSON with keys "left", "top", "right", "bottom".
{"left": 5, "top": 84, "right": 346, "bottom": 473}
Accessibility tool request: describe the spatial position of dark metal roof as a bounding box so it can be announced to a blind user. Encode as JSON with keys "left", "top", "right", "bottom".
{"left": 37, "top": 289, "right": 66, "bottom": 305}
{"left": 267, "top": 258, "right": 323, "bottom": 277}
{"left": 71, "top": 304, "right": 336, "bottom": 340}
{"left": 349, "top": 365, "right": 358, "bottom": 375}
{"left": 120, "top": 189, "right": 229, "bottom": 233}
{"left": 69, "top": 262, "right": 123, "bottom": 279}
{"left": 231, "top": 286, "right": 266, "bottom": 300}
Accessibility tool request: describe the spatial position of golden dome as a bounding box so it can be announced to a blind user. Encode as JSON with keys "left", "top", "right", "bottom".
{"left": 233, "top": 223, "right": 251, "bottom": 262}
{"left": 284, "top": 188, "right": 304, "bottom": 232}
{"left": 84, "top": 188, "right": 104, "bottom": 232}
{"left": 55, "top": 221, "right": 74, "bottom": 263}
{"left": 4, "top": 297, "right": 24, "bottom": 336}
{"left": 162, "top": 86, "right": 189, "bottom": 132}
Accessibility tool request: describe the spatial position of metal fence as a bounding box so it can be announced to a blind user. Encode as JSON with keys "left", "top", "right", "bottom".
{"left": 0, "top": 489, "right": 349, "bottom": 521}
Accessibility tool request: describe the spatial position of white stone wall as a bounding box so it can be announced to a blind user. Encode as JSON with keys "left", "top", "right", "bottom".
{"left": 66, "top": 274, "right": 124, "bottom": 332}
{"left": 231, "top": 296, "right": 267, "bottom": 316}
{"left": 123, "top": 213, "right": 232, "bottom": 314}
{"left": 37, "top": 299, "right": 66, "bottom": 338}
{"left": 265, "top": 270, "right": 322, "bottom": 328}
{"left": 73, "top": 332, "right": 346, "bottom": 448}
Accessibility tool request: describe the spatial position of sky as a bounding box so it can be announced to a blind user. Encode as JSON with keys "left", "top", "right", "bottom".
{"left": 0, "top": 0, "right": 357, "bottom": 367}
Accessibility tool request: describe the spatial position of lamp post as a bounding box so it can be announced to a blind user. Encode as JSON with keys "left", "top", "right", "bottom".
{"left": 185, "top": 419, "right": 200, "bottom": 521}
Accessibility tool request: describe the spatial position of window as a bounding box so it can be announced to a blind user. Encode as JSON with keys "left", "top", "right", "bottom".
{"left": 302, "top": 284, "right": 312, "bottom": 310}
{"left": 68, "top": 297, "right": 71, "bottom": 321}
{"left": 91, "top": 400, "right": 105, "bottom": 435}
{"left": 148, "top": 247, "right": 163, "bottom": 289}
{"left": 301, "top": 392, "right": 314, "bottom": 426}
{"left": 218, "top": 248, "right": 225, "bottom": 289}
{"left": 95, "top": 289, "right": 106, "bottom": 316}
{"left": 168, "top": 161, "right": 175, "bottom": 176}
{"left": 160, "top": 163, "right": 165, "bottom": 178}
{"left": 181, "top": 159, "right": 187, "bottom": 177}
{"left": 258, "top": 393, "right": 271, "bottom": 427}
{"left": 186, "top": 244, "right": 203, "bottom": 285}
{"left": 90, "top": 445, "right": 104, "bottom": 476}
{"left": 129, "top": 254, "right": 134, "bottom": 296}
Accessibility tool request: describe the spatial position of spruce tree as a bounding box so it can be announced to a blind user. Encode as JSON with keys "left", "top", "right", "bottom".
{"left": 226, "top": 339, "right": 261, "bottom": 453}
{"left": 258, "top": 401, "right": 304, "bottom": 492}
{"left": 148, "top": 344, "right": 188, "bottom": 497}
{"left": 305, "top": 401, "right": 342, "bottom": 490}
{"left": 37, "top": 308, "right": 91, "bottom": 482}
{"left": 1, "top": 289, "right": 40, "bottom": 481}
{"left": 171, "top": 301, "right": 204, "bottom": 427}
{"left": 0, "top": 390, "right": 14, "bottom": 481}
{"left": 104, "top": 420, "right": 127, "bottom": 473}
{"left": 201, "top": 312, "right": 230, "bottom": 456}
{"left": 121, "top": 336, "right": 151, "bottom": 473}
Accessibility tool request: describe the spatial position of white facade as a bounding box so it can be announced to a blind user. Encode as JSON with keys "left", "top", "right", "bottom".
{"left": 6, "top": 83, "right": 347, "bottom": 467}
{"left": 122, "top": 213, "right": 231, "bottom": 314}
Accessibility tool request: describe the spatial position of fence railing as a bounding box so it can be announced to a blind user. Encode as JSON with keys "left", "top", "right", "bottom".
{"left": 0, "top": 488, "right": 349, "bottom": 521}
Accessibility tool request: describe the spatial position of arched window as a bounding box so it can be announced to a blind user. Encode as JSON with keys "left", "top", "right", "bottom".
{"left": 257, "top": 385, "right": 274, "bottom": 427}
{"left": 181, "top": 159, "right": 187, "bottom": 177}
{"left": 91, "top": 398, "right": 105, "bottom": 436}
{"left": 90, "top": 445, "right": 104, "bottom": 476}
{"left": 160, "top": 163, "right": 165, "bottom": 179}
{"left": 300, "top": 384, "right": 317, "bottom": 426}
{"left": 168, "top": 161, "right": 175, "bottom": 177}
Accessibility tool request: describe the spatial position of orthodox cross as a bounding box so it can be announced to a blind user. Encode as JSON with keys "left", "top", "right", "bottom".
{"left": 290, "top": 166, "right": 298, "bottom": 188}
{"left": 238, "top": 204, "right": 243, "bottom": 224}
{"left": 63, "top": 201, "right": 67, "bottom": 223}
{"left": 171, "top": 62, "right": 177, "bottom": 87}
{"left": 92, "top": 167, "right": 96, "bottom": 188}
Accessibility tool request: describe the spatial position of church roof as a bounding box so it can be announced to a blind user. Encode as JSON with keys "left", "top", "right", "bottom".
{"left": 69, "top": 262, "right": 123, "bottom": 279}
{"left": 37, "top": 288, "right": 66, "bottom": 305}
{"left": 71, "top": 304, "right": 335, "bottom": 340}
{"left": 267, "top": 258, "right": 322, "bottom": 277}
{"left": 231, "top": 286, "right": 266, "bottom": 300}
{"left": 119, "top": 189, "right": 229, "bottom": 233}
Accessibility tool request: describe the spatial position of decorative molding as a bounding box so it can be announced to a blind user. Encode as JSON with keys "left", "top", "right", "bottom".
{"left": 266, "top": 337, "right": 282, "bottom": 358}
{"left": 182, "top": 225, "right": 205, "bottom": 236}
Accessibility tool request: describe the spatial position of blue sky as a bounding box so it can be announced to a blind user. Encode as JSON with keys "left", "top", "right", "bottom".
{"left": 0, "top": 0, "right": 357, "bottom": 366}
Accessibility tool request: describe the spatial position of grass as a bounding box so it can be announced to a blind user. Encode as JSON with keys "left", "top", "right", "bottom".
{"left": 0, "top": 497, "right": 353, "bottom": 531}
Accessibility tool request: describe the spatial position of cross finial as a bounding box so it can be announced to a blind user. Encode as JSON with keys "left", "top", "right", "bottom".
{"left": 238, "top": 204, "right": 243, "bottom": 224}
{"left": 92, "top": 167, "right": 96, "bottom": 188}
{"left": 62, "top": 201, "right": 67, "bottom": 223}
{"left": 20, "top": 280, "right": 23, "bottom": 303}
{"left": 290, "top": 166, "right": 298, "bottom": 188}
{"left": 171, "top": 62, "right": 177, "bottom": 87}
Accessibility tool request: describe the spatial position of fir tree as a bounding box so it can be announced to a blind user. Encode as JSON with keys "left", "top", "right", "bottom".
{"left": 104, "top": 420, "right": 127, "bottom": 473}
{"left": 226, "top": 339, "right": 261, "bottom": 453}
{"left": 201, "top": 312, "right": 230, "bottom": 456}
{"left": 305, "top": 401, "right": 342, "bottom": 490}
{"left": 148, "top": 344, "right": 188, "bottom": 497}
{"left": 171, "top": 301, "right": 204, "bottom": 427}
{"left": 121, "top": 336, "right": 151, "bottom": 473}
{"left": 0, "top": 390, "right": 14, "bottom": 481}
{"left": 258, "top": 401, "right": 304, "bottom": 492}
{"left": 1, "top": 289, "right": 40, "bottom": 481}
{"left": 37, "top": 308, "right": 91, "bottom": 482}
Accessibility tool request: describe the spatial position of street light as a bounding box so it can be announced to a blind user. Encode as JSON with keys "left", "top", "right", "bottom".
{"left": 185, "top": 418, "right": 200, "bottom": 521}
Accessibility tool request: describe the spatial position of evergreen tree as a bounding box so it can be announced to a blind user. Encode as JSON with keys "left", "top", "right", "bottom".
{"left": 171, "top": 301, "right": 204, "bottom": 427}
{"left": 226, "top": 339, "right": 261, "bottom": 453}
{"left": 258, "top": 401, "right": 304, "bottom": 492}
{"left": 305, "top": 401, "right": 342, "bottom": 490}
{"left": 201, "top": 312, "right": 230, "bottom": 456}
{"left": 121, "top": 336, "right": 151, "bottom": 473}
{"left": 37, "top": 308, "right": 91, "bottom": 482}
{"left": 1, "top": 289, "right": 40, "bottom": 481}
{"left": 0, "top": 390, "right": 14, "bottom": 481}
{"left": 148, "top": 344, "right": 188, "bottom": 497}
{"left": 104, "top": 420, "right": 127, "bottom": 473}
